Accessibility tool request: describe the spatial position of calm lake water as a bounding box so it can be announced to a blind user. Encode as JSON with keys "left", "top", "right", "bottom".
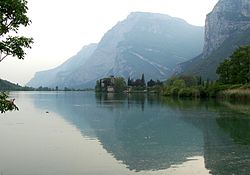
{"left": 0, "top": 91, "right": 250, "bottom": 175}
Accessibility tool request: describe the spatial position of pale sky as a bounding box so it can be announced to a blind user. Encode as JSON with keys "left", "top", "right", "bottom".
{"left": 0, "top": 0, "right": 219, "bottom": 85}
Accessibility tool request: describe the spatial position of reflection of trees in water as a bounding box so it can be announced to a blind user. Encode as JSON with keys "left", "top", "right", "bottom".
{"left": 220, "top": 101, "right": 250, "bottom": 115}
{"left": 95, "top": 93, "right": 147, "bottom": 111}
{"left": 166, "top": 99, "right": 250, "bottom": 175}
{"left": 95, "top": 107, "right": 203, "bottom": 171}
{"left": 34, "top": 92, "right": 203, "bottom": 172}
{"left": 202, "top": 114, "right": 250, "bottom": 175}
{"left": 95, "top": 92, "right": 183, "bottom": 112}
{"left": 204, "top": 116, "right": 250, "bottom": 175}
{"left": 32, "top": 92, "right": 250, "bottom": 174}
{"left": 95, "top": 95, "right": 241, "bottom": 174}
{"left": 217, "top": 117, "right": 250, "bottom": 145}
{"left": 94, "top": 93, "right": 203, "bottom": 171}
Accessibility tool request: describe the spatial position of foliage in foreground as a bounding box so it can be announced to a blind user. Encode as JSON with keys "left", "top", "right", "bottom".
{"left": 0, "top": 0, "right": 33, "bottom": 112}
{"left": 0, "top": 92, "right": 18, "bottom": 113}
{"left": 0, "top": 0, "right": 33, "bottom": 62}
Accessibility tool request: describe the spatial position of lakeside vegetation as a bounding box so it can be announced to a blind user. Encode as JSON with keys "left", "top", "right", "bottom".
{"left": 159, "top": 76, "right": 250, "bottom": 99}
{"left": 95, "top": 46, "right": 250, "bottom": 102}
{"left": 160, "top": 46, "right": 250, "bottom": 100}
{"left": 2, "top": 45, "right": 245, "bottom": 101}
{"left": 218, "top": 85, "right": 250, "bottom": 101}
{"left": 95, "top": 75, "right": 250, "bottom": 101}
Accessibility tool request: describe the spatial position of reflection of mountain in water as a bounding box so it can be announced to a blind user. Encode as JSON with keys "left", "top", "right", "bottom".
{"left": 32, "top": 92, "right": 203, "bottom": 171}
{"left": 31, "top": 92, "right": 250, "bottom": 174}
{"left": 163, "top": 99, "right": 250, "bottom": 175}
{"left": 94, "top": 93, "right": 204, "bottom": 171}
{"left": 30, "top": 92, "right": 97, "bottom": 137}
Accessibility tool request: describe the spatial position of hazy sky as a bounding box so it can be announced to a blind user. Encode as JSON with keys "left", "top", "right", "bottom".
{"left": 0, "top": 0, "right": 219, "bottom": 85}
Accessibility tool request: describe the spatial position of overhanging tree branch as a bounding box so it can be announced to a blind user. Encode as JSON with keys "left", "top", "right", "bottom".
{"left": 0, "top": 52, "right": 10, "bottom": 62}
{"left": 0, "top": 0, "right": 33, "bottom": 113}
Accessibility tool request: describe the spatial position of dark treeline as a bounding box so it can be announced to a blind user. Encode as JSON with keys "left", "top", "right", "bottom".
{"left": 0, "top": 79, "right": 26, "bottom": 91}
{"left": 0, "top": 79, "right": 92, "bottom": 92}
{"left": 96, "top": 74, "right": 164, "bottom": 93}
{"left": 127, "top": 74, "right": 163, "bottom": 87}
{"left": 128, "top": 74, "right": 146, "bottom": 87}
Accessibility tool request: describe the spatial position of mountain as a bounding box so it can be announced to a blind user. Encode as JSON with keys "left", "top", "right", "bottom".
{"left": 27, "top": 44, "right": 97, "bottom": 88}
{"left": 28, "top": 12, "right": 204, "bottom": 88}
{"left": 0, "top": 79, "right": 23, "bottom": 91}
{"left": 178, "top": 0, "right": 250, "bottom": 79}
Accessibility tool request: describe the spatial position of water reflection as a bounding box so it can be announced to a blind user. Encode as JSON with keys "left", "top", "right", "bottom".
{"left": 94, "top": 95, "right": 203, "bottom": 171}
{"left": 95, "top": 93, "right": 147, "bottom": 111}
{"left": 221, "top": 101, "right": 250, "bottom": 115}
{"left": 31, "top": 92, "right": 250, "bottom": 174}
{"left": 217, "top": 117, "right": 250, "bottom": 145}
{"left": 160, "top": 98, "right": 250, "bottom": 175}
{"left": 33, "top": 92, "right": 203, "bottom": 171}
{"left": 204, "top": 116, "right": 250, "bottom": 175}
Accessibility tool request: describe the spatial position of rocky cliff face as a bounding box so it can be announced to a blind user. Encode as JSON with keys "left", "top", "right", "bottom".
{"left": 179, "top": 0, "right": 250, "bottom": 79}
{"left": 203, "top": 0, "right": 250, "bottom": 57}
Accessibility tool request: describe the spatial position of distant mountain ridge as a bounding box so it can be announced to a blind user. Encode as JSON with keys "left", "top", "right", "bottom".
{"left": 27, "top": 12, "right": 204, "bottom": 88}
{"left": 0, "top": 79, "right": 22, "bottom": 91}
{"left": 178, "top": 0, "right": 250, "bottom": 79}
{"left": 27, "top": 44, "right": 97, "bottom": 88}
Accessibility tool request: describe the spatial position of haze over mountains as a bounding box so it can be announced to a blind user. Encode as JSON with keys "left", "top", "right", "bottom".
{"left": 27, "top": 12, "right": 204, "bottom": 88}
{"left": 27, "top": 44, "right": 97, "bottom": 88}
{"left": 28, "top": 0, "right": 250, "bottom": 88}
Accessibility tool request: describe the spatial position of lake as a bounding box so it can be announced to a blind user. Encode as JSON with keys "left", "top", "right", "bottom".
{"left": 0, "top": 91, "right": 250, "bottom": 175}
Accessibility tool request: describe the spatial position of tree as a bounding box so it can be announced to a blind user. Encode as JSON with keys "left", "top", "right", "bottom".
{"left": 147, "top": 79, "right": 156, "bottom": 87}
{"left": 197, "top": 76, "right": 202, "bottom": 86}
{"left": 0, "top": 0, "right": 33, "bottom": 113}
{"left": 114, "top": 77, "right": 126, "bottom": 93}
{"left": 172, "top": 79, "right": 186, "bottom": 89}
{"left": 0, "top": 92, "right": 18, "bottom": 113}
{"left": 95, "top": 80, "right": 101, "bottom": 92}
{"left": 217, "top": 46, "right": 250, "bottom": 84}
{"left": 178, "top": 75, "right": 198, "bottom": 87}
{"left": 216, "top": 59, "right": 233, "bottom": 84}
{"left": 127, "top": 77, "right": 131, "bottom": 86}
{"left": 141, "top": 73, "right": 146, "bottom": 86}
{"left": 0, "top": 0, "right": 33, "bottom": 62}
